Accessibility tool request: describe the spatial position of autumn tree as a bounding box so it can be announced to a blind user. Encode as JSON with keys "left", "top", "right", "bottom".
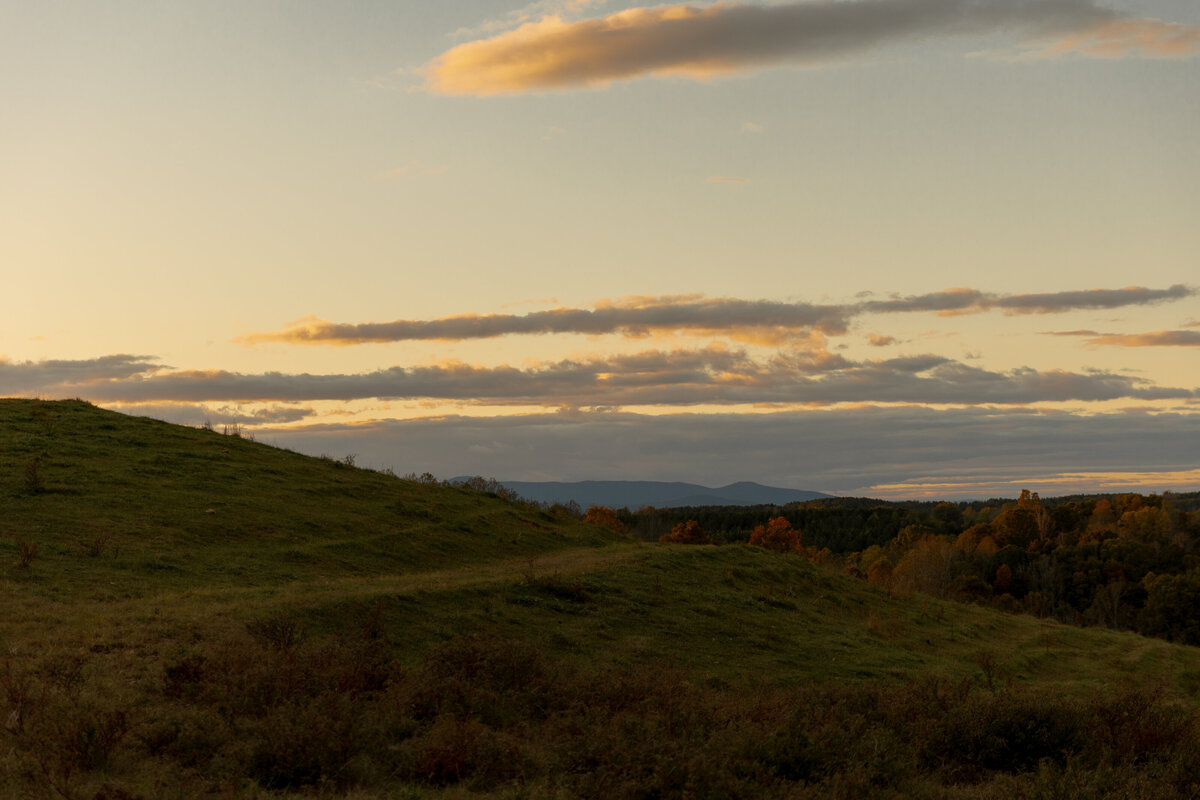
{"left": 993, "top": 563, "right": 1013, "bottom": 594}
{"left": 584, "top": 505, "right": 626, "bottom": 534}
{"left": 749, "top": 516, "right": 805, "bottom": 554}
{"left": 993, "top": 491, "right": 1044, "bottom": 548}
{"left": 660, "top": 519, "right": 711, "bottom": 545}
{"left": 1117, "top": 506, "right": 1171, "bottom": 544}
{"left": 891, "top": 535, "right": 956, "bottom": 598}
{"left": 867, "top": 556, "right": 894, "bottom": 588}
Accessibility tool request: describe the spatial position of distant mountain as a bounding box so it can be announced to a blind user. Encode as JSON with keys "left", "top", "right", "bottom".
{"left": 461, "top": 479, "right": 832, "bottom": 510}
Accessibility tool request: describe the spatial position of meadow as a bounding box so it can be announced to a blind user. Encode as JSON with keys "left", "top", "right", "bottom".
{"left": 2, "top": 399, "right": 1199, "bottom": 799}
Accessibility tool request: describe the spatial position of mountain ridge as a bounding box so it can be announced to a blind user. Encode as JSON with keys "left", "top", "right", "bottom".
{"left": 458, "top": 478, "right": 832, "bottom": 509}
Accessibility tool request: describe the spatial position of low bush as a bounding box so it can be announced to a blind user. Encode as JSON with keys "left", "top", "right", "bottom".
{"left": 8, "top": 631, "right": 1200, "bottom": 798}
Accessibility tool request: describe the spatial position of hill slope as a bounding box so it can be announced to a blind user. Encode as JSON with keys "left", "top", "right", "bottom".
{"left": 3, "top": 399, "right": 1200, "bottom": 799}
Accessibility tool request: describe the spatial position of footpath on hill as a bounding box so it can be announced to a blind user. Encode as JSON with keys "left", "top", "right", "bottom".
{"left": 6, "top": 544, "right": 645, "bottom": 647}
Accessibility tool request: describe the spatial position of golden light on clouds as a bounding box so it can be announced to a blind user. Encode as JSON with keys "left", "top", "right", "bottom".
{"left": 1085, "top": 331, "right": 1200, "bottom": 347}
{"left": 237, "top": 286, "right": 1194, "bottom": 346}
{"left": 425, "top": 7, "right": 741, "bottom": 96}
{"left": 423, "top": 0, "right": 1200, "bottom": 96}
{"left": 867, "top": 468, "right": 1200, "bottom": 500}
{"left": 1033, "top": 17, "right": 1200, "bottom": 60}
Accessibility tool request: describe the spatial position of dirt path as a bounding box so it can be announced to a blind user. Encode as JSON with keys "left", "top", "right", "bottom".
{"left": 154, "top": 543, "right": 647, "bottom": 616}
{"left": 294, "top": 543, "right": 645, "bottom": 599}
{"left": 4, "top": 544, "right": 649, "bottom": 655}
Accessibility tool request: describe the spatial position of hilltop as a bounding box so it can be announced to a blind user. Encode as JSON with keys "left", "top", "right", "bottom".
{"left": 2, "top": 399, "right": 1200, "bottom": 799}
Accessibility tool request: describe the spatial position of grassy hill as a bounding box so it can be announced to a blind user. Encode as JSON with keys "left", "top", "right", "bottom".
{"left": 3, "top": 399, "right": 1200, "bottom": 799}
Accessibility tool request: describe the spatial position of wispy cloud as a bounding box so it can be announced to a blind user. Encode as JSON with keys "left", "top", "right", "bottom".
{"left": 1050, "top": 330, "right": 1200, "bottom": 347}
{"left": 706, "top": 176, "right": 749, "bottom": 184}
{"left": 237, "top": 297, "right": 857, "bottom": 345}
{"left": 111, "top": 403, "right": 318, "bottom": 427}
{"left": 238, "top": 285, "right": 1194, "bottom": 346}
{"left": 423, "top": 0, "right": 1198, "bottom": 96}
{"left": 862, "top": 284, "right": 1194, "bottom": 315}
{"left": 1021, "top": 16, "right": 1200, "bottom": 60}
{"left": 14, "top": 348, "right": 1193, "bottom": 408}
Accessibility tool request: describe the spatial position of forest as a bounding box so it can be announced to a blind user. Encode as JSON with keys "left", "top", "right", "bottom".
{"left": 612, "top": 490, "right": 1200, "bottom": 645}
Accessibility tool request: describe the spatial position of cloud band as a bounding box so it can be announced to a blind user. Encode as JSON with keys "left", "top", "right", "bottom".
{"left": 425, "top": 0, "right": 1197, "bottom": 96}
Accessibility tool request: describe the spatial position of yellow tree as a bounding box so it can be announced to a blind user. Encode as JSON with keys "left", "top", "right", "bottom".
{"left": 584, "top": 505, "right": 626, "bottom": 533}
{"left": 891, "top": 535, "right": 956, "bottom": 598}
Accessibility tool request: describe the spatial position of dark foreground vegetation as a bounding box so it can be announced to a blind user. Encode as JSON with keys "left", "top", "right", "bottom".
{"left": 7, "top": 629, "right": 1200, "bottom": 799}
{"left": 3, "top": 399, "right": 1200, "bottom": 798}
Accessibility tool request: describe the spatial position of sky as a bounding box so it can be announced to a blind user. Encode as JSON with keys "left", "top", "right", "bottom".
{"left": 2, "top": 0, "right": 1198, "bottom": 499}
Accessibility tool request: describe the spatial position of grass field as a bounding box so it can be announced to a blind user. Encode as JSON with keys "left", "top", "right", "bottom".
{"left": 3, "top": 399, "right": 1199, "bottom": 798}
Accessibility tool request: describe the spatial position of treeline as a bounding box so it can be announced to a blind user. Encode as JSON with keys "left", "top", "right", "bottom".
{"left": 626, "top": 491, "right": 1200, "bottom": 645}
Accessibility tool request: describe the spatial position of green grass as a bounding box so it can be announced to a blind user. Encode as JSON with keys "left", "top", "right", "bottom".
{"left": 4, "top": 398, "right": 1200, "bottom": 798}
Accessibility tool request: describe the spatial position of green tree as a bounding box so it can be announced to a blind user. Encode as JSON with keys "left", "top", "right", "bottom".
{"left": 1140, "top": 570, "right": 1200, "bottom": 644}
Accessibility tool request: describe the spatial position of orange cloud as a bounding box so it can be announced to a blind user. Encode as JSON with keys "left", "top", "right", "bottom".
{"left": 1083, "top": 331, "right": 1200, "bottom": 347}
{"left": 239, "top": 286, "right": 1194, "bottom": 347}
{"left": 868, "top": 468, "right": 1200, "bottom": 500}
{"left": 1036, "top": 17, "right": 1200, "bottom": 59}
{"left": 424, "top": 0, "right": 1195, "bottom": 96}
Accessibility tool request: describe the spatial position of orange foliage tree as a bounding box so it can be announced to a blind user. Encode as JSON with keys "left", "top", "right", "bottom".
{"left": 659, "top": 519, "right": 711, "bottom": 545}
{"left": 749, "top": 517, "right": 805, "bottom": 555}
{"left": 584, "top": 505, "right": 626, "bottom": 533}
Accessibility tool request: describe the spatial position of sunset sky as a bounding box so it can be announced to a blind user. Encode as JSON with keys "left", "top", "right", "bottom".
{"left": 3, "top": 0, "right": 1198, "bottom": 499}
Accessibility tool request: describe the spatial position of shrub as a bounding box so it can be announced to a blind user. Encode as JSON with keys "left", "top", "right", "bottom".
{"left": 407, "top": 713, "right": 530, "bottom": 788}
{"left": 248, "top": 692, "right": 362, "bottom": 789}
{"left": 14, "top": 537, "right": 39, "bottom": 569}
{"left": 925, "top": 690, "right": 1083, "bottom": 777}
{"left": 660, "top": 520, "right": 711, "bottom": 545}
{"left": 245, "top": 614, "right": 304, "bottom": 652}
{"left": 79, "top": 532, "right": 116, "bottom": 558}
{"left": 22, "top": 457, "right": 43, "bottom": 493}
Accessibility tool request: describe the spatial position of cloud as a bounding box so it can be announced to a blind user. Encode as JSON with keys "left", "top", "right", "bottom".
{"left": 239, "top": 285, "right": 1194, "bottom": 346}
{"left": 453, "top": 0, "right": 609, "bottom": 39}
{"left": 237, "top": 297, "right": 856, "bottom": 345}
{"left": 0, "top": 355, "right": 161, "bottom": 395}
{"left": 250, "top": 406, "right": 1200, "bottom": 498}
{"left": 706, "top": 176, "right": 749, "bottom": 184}
{"left": 740, "top": 121, "right": 763, "bottom": 133}
{"left": 28, "top": 348, "right": 1194, "bottom": 409}
{"left": 1058, "top": 330, "right": 1200, "bottom": 347}
{"left": 423, "top": 0, "right": 1196, "bottom": 96}
{"left": 1043, "top": 329, "right": 1101, "bottom": 337}
{"left": 108, "top": 403, "right": 318, "bottom": 427}
{"left": 862, "top": 284, "right": 1194, "bottom": 316}
{"left": 1023, "top": 16, "right": 1200, "bottom": 60}
{"left": 868, "top": 334, "right": 897, "bottom": 347}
